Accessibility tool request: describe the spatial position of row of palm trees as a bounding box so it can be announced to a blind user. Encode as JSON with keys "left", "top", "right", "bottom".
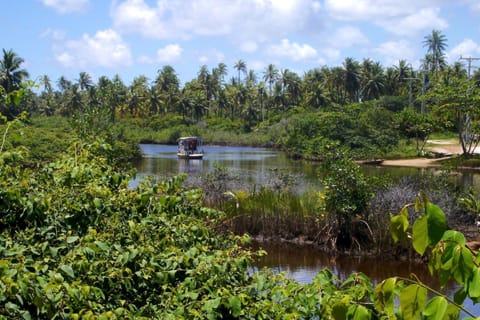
{"left": 1, "top": 30, "right": 468, "bottom": 125}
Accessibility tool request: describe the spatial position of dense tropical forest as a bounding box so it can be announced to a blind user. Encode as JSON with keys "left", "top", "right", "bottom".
{"left": 1, "top": 30, "right": 480, "bottom": 318}
{"left": 1, "top": 30, "right": 480, "bottom": 161}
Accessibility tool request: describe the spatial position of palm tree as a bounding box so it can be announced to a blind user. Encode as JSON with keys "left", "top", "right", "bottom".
{"left": 325, "top": 66, "right": 346, "bottom": 104}
{"left": 423, "top": 30, "right": 448, "bottom": 75}
{"left": 234, "top": 60, "right": 247, "bottom": 84}
{"left": 302, "top": 69, "right": 327, "bottom": 109}
{"left": 393, "top": 60, "right": 413, "bottom": 95}
{"left": 38, "top": 75, "right": 55, "bottom": 115}
{"left": 40, "top": 75, "right": 52, "bottom": 93}
{"left": 258, "top": 82, "right": 266, "bottom": 121}
{"left": 263, "top": 64, "right": 279, "bottom": 96}
{"left": 77, "top": 72, "right": 93, "bottom": 91}
{"left": 0, "top": 49, "right": 29, "bottom": 93}
{"left": 155, "top": 65, "right": 180, "bottom": 113}
{"left": 246, "top": 69, "right": 257, "bottom": 88}
{"left": 343, "top": 57, "right": 361, "bottom": 103}
{"left": 215, "top": 62, "right": 228, "bottom": 85}
{"left": 280, "top": 69, "right": 301, "bottom": 109}
{"left": 263, "top": 64, "right": 279, "bottom": 118}
{"left": 57, "top": 76, "right": 72, "bottom": 93}
{"left": 361, "top": 61, "right": 385, "bottom": 100}
{"left": 129, "top": 75, "right": 150, "bottom": 116}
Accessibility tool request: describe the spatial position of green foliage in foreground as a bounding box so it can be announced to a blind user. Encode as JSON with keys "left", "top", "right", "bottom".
{"left": 1, "top": 140, "right": 479, "bottom": 318}
{"left": 390, "top": 194, "right": 480, "bottom": 319}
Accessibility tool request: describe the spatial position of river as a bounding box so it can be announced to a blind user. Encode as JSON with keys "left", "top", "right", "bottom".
{"left": 133, "top": 144, "right": 480, "bottom": 316}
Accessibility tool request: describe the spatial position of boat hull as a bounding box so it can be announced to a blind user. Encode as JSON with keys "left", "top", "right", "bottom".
{"left": 177, "top": 153, "right": 204, "bottom": 160}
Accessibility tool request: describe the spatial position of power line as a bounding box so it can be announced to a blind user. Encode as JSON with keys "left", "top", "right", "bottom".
{"left": 459, "top": 56, "right": 480, "bottom": 78}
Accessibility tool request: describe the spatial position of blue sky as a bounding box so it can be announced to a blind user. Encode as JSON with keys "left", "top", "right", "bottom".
{"left": 2, "top": 0, "right": 480, "bottom": 87}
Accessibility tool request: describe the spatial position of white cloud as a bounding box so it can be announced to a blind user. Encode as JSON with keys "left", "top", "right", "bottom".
{"left": 156, "top": 44, "right": 183, "bottom": 63}
{"left": 267, "top": 39, "right": 317, "bottom": 61}
{"left": 40, "top": 0, "right": 89, "bottom": 13}
{"left": 110, "top": 0, "right": 323, "bottom": 44}
{"left": 110, "top": 0, "right": 168, "bottom": 38}
{"left": 325, "top": 0, "right": 447, "bottom": 20}
{"left": 239, "top": 41, "right": 259, "bottom": 53}
{"left": 329, "top": 26, "right": 369, "bottom": 48}
{"left": 311, "top": 1, "right": 321, "bottom": 12}
{"left": 41, "top": 28, "right": 66, "bottom": 41}
{"left": 325, "top": 0, "right": 448, "bottom": 36}
{"left": 248, "top": 60, "right": 267, "bottom": 72}
{"left": 320, "top": 48, "right": 341, "bottom": 61}
{"left": 195, "top": 49, "right": 225, "bottom": 64}
{"left": 372, "top": 39, "right": 417, "bottom": 66}
{"left": 382, "top": 8, "right": 448, "bottom": 36}
{"left": 464, "top": 0, "right": 480, "bottom": 12}
{"left": 138, "top": 55, "right": 154, "bottom": 64}
{"left": 54, "top": 29, "right": 132, "bottom": 69}
{"left": 448, "top": 39, "right": 480, "bottom": 63}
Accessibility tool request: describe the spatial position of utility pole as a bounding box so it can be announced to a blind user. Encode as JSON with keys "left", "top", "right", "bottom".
{"left": 420, "top": 70, "right": 427, "bottom": 114}
{"left": 459, "top": 56, "right": 480, "bottom": 144}
{"left": 460, "top": 56, "right": 480, "bottom": 78}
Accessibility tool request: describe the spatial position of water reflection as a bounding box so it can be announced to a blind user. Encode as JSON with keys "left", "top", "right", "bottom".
{"left": 131, "top": 144, "right": 316, "bottom": 190}
{"left": 178, "top": 159, "right": 203, "bottom": 175}
{"left": 250, "top": 241, "right": 438, "bottom": 286}
{"left": 133, "top": 144, "right": 480, "bottom": 192}
{"left": 250, "top": 241, "right": 479, "bottom": 317}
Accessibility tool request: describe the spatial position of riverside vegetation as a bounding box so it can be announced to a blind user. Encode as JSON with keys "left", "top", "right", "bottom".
{"left": 2, "top": 117, "right": 480, "bottom": 318}
{"left": 1, "top": 90, "right": 480, "bottom": 318}
{"left": 2, "top": 29, "right": 480, "bottom": 317}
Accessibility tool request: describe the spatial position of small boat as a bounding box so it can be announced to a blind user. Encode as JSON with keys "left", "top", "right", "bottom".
{"left": 177, "top": 136, "right": 204, "bottom": 159}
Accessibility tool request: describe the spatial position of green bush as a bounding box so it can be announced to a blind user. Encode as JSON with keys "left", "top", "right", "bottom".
{"left": 321, "top": 152, "right": 375, "bottom": 249}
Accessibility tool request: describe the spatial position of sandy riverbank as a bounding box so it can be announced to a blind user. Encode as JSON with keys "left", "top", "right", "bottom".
{"left": 381, "top": 140, "right": 479, "bottom": 168}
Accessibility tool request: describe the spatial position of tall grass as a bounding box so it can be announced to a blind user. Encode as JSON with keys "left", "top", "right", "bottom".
{"left": 221, "top": 187, "right": 325, "bottom": 241}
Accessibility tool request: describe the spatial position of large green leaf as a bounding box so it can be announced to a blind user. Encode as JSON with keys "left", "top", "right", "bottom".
{"left": 425, "top": 203, "right": 447, "bottom": 245}
{"left": 374, "top": 277, "right": 397, "bottom": 317}
{"left": 399, "top": 284, "right": 427, "bottom": 319}
{"left": 441, "top": 230, "right": 466, "bottom": 245}
{"left": 412, "top": 215, "right": 429, "bottom": 255}
{"left": 468, "top": 267, "right": 480, "bottom": 298}
{"left": 453, "top": 246, "right": 473, "bottom": 285}
{"left": 347, "top": 304, "right": 371, "bottom": 320}
{"left": 422, "top": 296, "right": 448, "bottom": 320}
{"left": 390, "top": 214, "right": 409, "bottom": 243}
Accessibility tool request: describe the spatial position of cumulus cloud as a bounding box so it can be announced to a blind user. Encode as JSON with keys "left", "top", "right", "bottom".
{"left": 156, "top": 44, "right": 183, "bottom": 63}
{"left": 196, "top": 49, "right": 225, "bottom": 64}
{"left": 110, "top": 0, "right": 323, "bottom": 43}
{"left": 267, "top": 39, "right": 317, "bottom": 61}
{"left": 448, "top": 39, "right": 480, "bottom": 63}
{"left": 40, "top": 0, "right": 90, "bottom": 13}
{"left": 463, "top": 0, "right": 480, "bottom": 12}
{"left": 239, "top": 41, "right": 259, "bottom": 54}
{"left": 325, "top": 0, "right": 448, "bottom": 36}
{"left": 382, "top": 8, "right": 448, "bottom": 36}
{"left": 329, "top": 26, "right": 369, "bottom": 48}
{"left": 53, "top": 29, "right": 132, "bottom": 69}
{"left": 372, "top": 39, "right": 417, "bottom": 67}
{"left": 41, "top": 28, "right": 67, "bottom": 41}
{"left": 110, "top": 0, "right": 168, "bottom": 38}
